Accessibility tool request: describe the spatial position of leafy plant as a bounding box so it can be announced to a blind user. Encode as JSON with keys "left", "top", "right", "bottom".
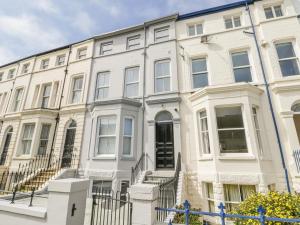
{"left": 230, "top": 191, "right": 300, "bottom": 225}
{"left": 172, "top": 204, "right": 203, "bottom": 225}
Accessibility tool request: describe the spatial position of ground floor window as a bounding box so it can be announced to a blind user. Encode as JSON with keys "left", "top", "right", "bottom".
{"left": 223, "top": 184, "right": 256, "bottom": 211}
{"left": 205, "top": 183, "right": 215, "bottom": 212}
{"left": 92, "top": 180, "right": 112, "bottom": 194}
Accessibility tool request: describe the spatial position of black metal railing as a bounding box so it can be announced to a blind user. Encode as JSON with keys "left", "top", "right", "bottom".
{"left": 157, "top": 152, "right": 181, "bottom": 222}
{"left": 91, "top": 189, "right": 132, "bottom": 225}
{"left": 0, "top": 152, "right": 80, "bottom": 194}
{"left": 131, "top": 153, "right": 145, "bottom": 184}
{"left": 293, "top": 149, "right": 300, "bottom": 173}
{"left": 0, "top": 152, "right": 9, "bottom": 166}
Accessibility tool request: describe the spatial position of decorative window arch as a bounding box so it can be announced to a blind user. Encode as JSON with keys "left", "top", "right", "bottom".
{"left": 292, "top": 103, "right": 300, "bottom": 112}
{"left": 155, "top": 111, "right": 173, "bottom": 122}
{"left": 68, "top": 119, "right": 77, "bottom": 128}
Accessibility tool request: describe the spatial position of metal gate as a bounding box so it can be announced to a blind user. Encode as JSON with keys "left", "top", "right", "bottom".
{"left": 91, "top": 191, "right": 132, "bottom": 225}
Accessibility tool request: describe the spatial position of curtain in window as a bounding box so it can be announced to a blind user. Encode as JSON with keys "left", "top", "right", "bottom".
{"left": 97, "top": 117, "right": 116, "bottom": 155}
{"left": 123, "top": 118, "right": 133, "bottom": 155}
{"left": 22, "top": 124, "right": 35, "bottom": 155}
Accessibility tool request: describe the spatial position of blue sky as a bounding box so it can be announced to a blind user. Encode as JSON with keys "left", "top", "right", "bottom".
{"left": 0, "top": 0, "right": 237, "bottom": 65}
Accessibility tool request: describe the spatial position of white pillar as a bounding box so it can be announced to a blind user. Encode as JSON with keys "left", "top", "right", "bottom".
{"left": 129, "top": 183, "right": 159, "bottom": 225}
{"left": 47, "top": 178, "right": 89, "bottom": 225}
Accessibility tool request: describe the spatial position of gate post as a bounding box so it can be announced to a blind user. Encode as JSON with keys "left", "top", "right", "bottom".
{"left": 129, "top": 183, "right": 159, "bottom": 225}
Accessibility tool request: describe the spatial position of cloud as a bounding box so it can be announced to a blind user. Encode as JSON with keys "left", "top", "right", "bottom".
{"left": 71, "top": 12, "right": 95, "bottom": 35}
{"left": 32, "top": 0, "right": 60, "bottom": 14}
{"left": 0, "top": 46, "right": 17, "bottom": 65}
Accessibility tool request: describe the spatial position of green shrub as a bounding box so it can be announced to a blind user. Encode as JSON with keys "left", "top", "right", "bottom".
{"left": 230, "top": 191, "right": 300, "bottom": 225}
{"left": 172, "top": 204, "right": 203, "bottom": 225}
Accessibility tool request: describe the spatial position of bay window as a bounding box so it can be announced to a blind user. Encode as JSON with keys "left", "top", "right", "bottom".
{"left": 199, "top": 110, "right": 210, "bottom": 154}
{"left": 155, "top": 60, "right": 171, "bottom": 93}
{"left": 123, "top": 118, "right": 133, "bottom": 156}
{"left": 38, "top": 124, "right": 51, "bottom": 155}
{"left": 22, "top": 124, "right": 35, "bottom": 155}
{"left": 205, "top": 183, "right": 215, "bottom": 212}
{"left": 216, "top": 106, "right": 248, "bottom": 153}
{"left": 97, "top": 116, "right": 116, "bottom": 155}
{"left": 252, "top": 107, "right": 263, "bottom": 154}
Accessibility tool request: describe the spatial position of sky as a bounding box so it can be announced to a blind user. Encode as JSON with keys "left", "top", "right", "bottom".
{"left": 0, "top": 0, "right": 238, "bottom": 65}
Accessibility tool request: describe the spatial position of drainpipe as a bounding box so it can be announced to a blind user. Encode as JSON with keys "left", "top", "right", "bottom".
{"left": 48, "top": 45, "right": 72, "bottom": 167}
{"left": 245, "top": 1, "right": 291, "bottom": 192}
{"left": 142, "top": 23, "right": 147, "bottom": 170}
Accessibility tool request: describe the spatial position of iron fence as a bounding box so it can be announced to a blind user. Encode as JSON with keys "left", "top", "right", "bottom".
{"left": 131, "top": 153, "right": 145, "bottom": 184}
{"left": 91, "top": 190, "right": 132, "bottom": 225}
{"left": 156, "top": 200, "right": 300, "bottom": 225}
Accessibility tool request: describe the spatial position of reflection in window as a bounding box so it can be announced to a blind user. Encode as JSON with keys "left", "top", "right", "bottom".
{"left": 231, "top": 51, "right": 252, "bottom": 82}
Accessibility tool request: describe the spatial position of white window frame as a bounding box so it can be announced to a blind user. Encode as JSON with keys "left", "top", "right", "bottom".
{"left": 187, "top": 23, "right": 203, "bottom": 36}
{"left": 95, "top": 72, "right": 110, "bottom": 100}
{"left": 12, "top": 88, "right": 23, "bottom": 112}
{"left": 100, "top": 42, "right": 113, "bottom": 55}
{"left": 154, "top": 59, "right": 171, "bottom": 93}
{"left": 22, "top": 63, "right": 30, "bottom": 74}
{"left": 41, "top": 83, "right": 52, "bottom": 108}
{"left": 0, "top": 72, "right": 3, "bottom": 81}
{"left": 56, "top": 54, "right": 66, "bottom": 66}
{"left": 191, "top": 57, "right": 208, "bottom": 89}
{"left": 231, "top": 50, "right": 252, "bottom": 82}
{"left": 199, "top": 110, "right": 210, "bottom": 154}
{"left": 264, "top": 5, "right": 283, "bottom": 19}
{"left": 7, "top": 69, "right": 15, "bottom": 79}
{"left": 154, "top": 26, "right": 169, "bottom": 42}
{"left": 224, "top": 15, "right": 241, "bottom": 29}
{"left": 124, "top": 66, "right": 139, "bottom": 98}
{"left": 40, "top": 59, "right": 49, "bottom": 70}
{"left": 275, "top": 41, "right": 300, "bottom": 77}
{"left": 96, "top": 116, "right": 117, "bottom": 156}
{"left": 127, "top": 35, "right": 141, "bottom": 50}
{"left": 21, "top": 123, "right": 35, "bottom": 155}
{"left": 122, "top": 117, "right": 134, "bottom": 157}
{"left": 204, "top": 183, "right": 215, "bottom": 212}
{"left": 77, "top": 47, "right": 87, "bottom": 59}
{"left": 38, "top": 124, "right": 51, "bottom": 155}
{"left": 252, "top": 107, "right": 263, "bottom": 154}
{"left": 71, "top": 76, "right": 83, "bottom": 104}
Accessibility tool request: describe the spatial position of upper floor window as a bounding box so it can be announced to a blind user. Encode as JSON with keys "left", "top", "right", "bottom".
{"left": 199, "top": 110, "right": 210, "bottom": 154}
{"left": 56, "top": 54, "right": 66, "bottom": 66}
{"left": 224, "top": 184, "right": 256, "bottom": 211}
{"left": 40, "top": 59, "right": 49, "bottom": 70}
{"left": 125, "top": 67, "right": 139, "bottom": 97}
{"left": 216, "top": 106, "right": 248, "bottom": 153}
{"left": 154, "top": 26, "right": 169, "bottom": 42}
{"left": 38, "top": 124, "right": 51, "bottom": 155}
{"left": 188, "top": 24, "right": 203, "bottom": 36}
{"left": 224, "top": 16, "right": 241, "bottom": 29}
{"left": 231, "top": 51, "right": 252, "bottom": 82}
{"left": 100, "top": 42, "right": 113, "bottom": 55}
{"left": 22, "top": 63, "right": 30, "bottom": 74}
{"left": 71, "top": 77, "right": 83, "bottom": 103}
{"left": 192, "top": 58, "right": 208, "bottom": 89}
{"left": 77, "top": 47, "right": 87, "bottom": 59}
{"left": 127, "top": 35, "right": 141, "bottom": 50}
{"left": 123, "top": 117, "right": 133, "bottom": 156}
{"left": 0, "top": 72, "right": 3, "bottom": 81}
{"left": 155, "top": 60, "right": 170, "bottom": 93}
{"left": 264, "top": 5, "right": 283, "bottom": 19}
{"left": 95, "top": 72, "right": 109, "bottom": 100}
{"left": 275, "top": 42, "right": 300, "bottom": 77}
{"left": 21, "top": 123, "right": 35, "bottom": 155}
{"left": 12, "top": 88, "right": 23, "bottom": 112}
{"left": 0, "top": 93, "right": 7, "bottom": 114}
{"left": 7, "top": 69, "right": 15, "bottom": 79}
{"left": 41, "top": 84, "right": 52, "bottom": 108}
{"left": 97, "top": 116, "right": 116, "bottom": 155}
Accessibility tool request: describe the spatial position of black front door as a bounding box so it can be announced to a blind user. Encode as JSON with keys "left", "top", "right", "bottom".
{"left": 61, "top": 127, "right": 76, "bottom": 168}
{"left": 0, "top": 133, "right": 11, "bottom": 166}
{"left": 155, "top": 122, "right": 174, "bottom": 169}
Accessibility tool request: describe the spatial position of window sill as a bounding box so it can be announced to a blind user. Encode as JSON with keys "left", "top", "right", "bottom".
{"left": 92, "top": 155, "right": 116, "bottom": 160}
{"left": 217, "top": 154, "right": 256, "bottom": 160}
{"left": 120, "top": 156, "right": 135, "bottom": 161}
{"left": 198, "top": 155, "right": 213, "bottom": 161}
{"left": 13, "top": 156, "right": 32, "bottom": 160}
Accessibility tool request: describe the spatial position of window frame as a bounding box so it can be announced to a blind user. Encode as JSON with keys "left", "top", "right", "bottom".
{"left": 264, "top": 5, "right": 283, "bottom": 19}
{"left": 22, "top": 63, "right": 30, "bottom": 74}
{"left": 41, "top": 83, "right": 52, "bottom": 108}
{"left": 100, "top": 42, "right": 113, "bottom": 55}
{"left": 122, "top": 116, "right": 134, "bottom": 157}
{"left": 230, "top": 50, "right": 253, "bottom": 83}
{"left": 70, "top": 76, "right": 84, "bottom": 104}
{"left": 77, "top": 47, "right": 87, "bottom": 60}
{"left": 204, "top": 183, "right": 215, "bottom": 212}
{"left": 96, "top": 116, "right": 117, "bottom": 156}
{"left": 12, "top": 87, "right": 24, "bottom": 112}
{"left": 0, "top": 72, "right": 3, "bottom": 81}
{"left": 191, "top": 57, "right": 209, "bottom": 89}
{"left": 199, "top": 110, "right": 210, "bottom": 155}
{"left": 154, "top": 59, "right": 171, "bottom": 93}
{"left": 40, "top": 59, "right": 50, "bottom": 70}
{"left": 56, "top": 54, "right": 66, "bottom": 66}
{"left": 252, "top": 107, "right": 263, "bottom": 155}
{"left": 224, "top": 15, "right": 242, "bottom": 29}
{"left": 154, "top": 26, "right": 170, "bottom": 42}
{"left": 38, "top": 124, "right": 51, "bottom": 155}
{"left": 127, "top": 35, "right": 141, "bottom": 50}
{"left": 92, "top": 180, "right": 112, "bottom": 194}
{"left": 95, "top": 71, "right": 110, "bottom": 100}
{"left": 187, "top": 23, "right": 203, "bottom": 37}
{"left": 21, "top": 123, "right": 35, "bottom": 155}
{"left": 7, "top": 69, "right": 15, "bottom": 79}
{"left": 124, "top": 66, "right": 140, "bottom": 98}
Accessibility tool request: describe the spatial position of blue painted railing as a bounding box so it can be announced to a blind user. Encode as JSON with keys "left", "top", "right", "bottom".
{"left": 155, "top": 200, "right": 300, "bottom": 225}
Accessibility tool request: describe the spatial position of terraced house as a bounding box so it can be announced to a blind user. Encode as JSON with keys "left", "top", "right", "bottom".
{"left": 0, "top": 0, "right": 300, "bottom": 218}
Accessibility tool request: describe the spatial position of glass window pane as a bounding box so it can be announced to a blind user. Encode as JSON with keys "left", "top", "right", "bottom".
{"left": 155, "top": 61, "right": 170, "bottom": 78}
{"left": 98, "top": 137, "right": 115, "bottom": 154}
{"left": 196, "top": 24, "right": 203, "bottom": 35}
{"left": 274, "top": 6, "right": 283, "bottom": 17}
{"left": 192, "top": 58, "right": 207, "bottom": 73}
{"left": 188, "top": 25, "right": 195, "bottom": 36}
{"left": 225, "top": 18, "right": 233, "bottom": 29}
{"left": 224, "top": 184, "right": 240, "bottom": 202}
{"left": 240, "top": 185, "right": 256, "bottom": 200}
{"left": 232, "top": 52, "right": 250, "bottom": 67}
{"left": 264, "top": 7, "right": 274, "bottom": 19}
{"left": 123, "top": 137, "right": 132, "bottom": 155}
{"left": 276, "top": 42, "right": 296, "bottom": 59}
{"left": 40, "top": 124, "right": 51, "bottom": 139}
{"left": 126, "top": 83, "right": 138, "bottom": 97}
{"left": 124, "top": 118, "right": 133, "bottom": 136}
{"left": 193, "top": 73, "right": 208, "bottom": 88}
{"left": 216, "top": 107, "right": 244, "bottom": 129}
{"left": 233, "top": 17, "right": 241, "bottom": 27}
{"left": 234, "top": 67, "right": 252, "bottom": 82}
{"left": 279, "top": 59, "right": 300, "bottom": 76}
{"left": 219, "top": 130, "right": 248, "bottom": 153}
